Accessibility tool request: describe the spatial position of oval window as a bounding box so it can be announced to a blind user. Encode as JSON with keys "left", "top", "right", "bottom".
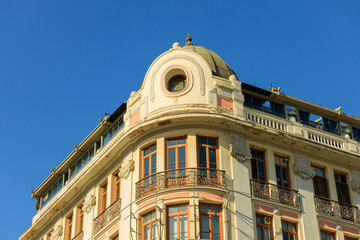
{"left": 168, "top": 75, "right": 186, "bottom": 92}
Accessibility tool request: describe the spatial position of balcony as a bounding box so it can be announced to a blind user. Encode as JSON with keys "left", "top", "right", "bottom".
{"left": 93, "top": 198, "right": 121, "bottom": 235}
{"left": 71, "top": 231, "right": 83, "bottom": 240}
{"left": 250, "top": 179, "right": 301, "bottom": 209}
{"left": 135, "top": 168, "right": 232, "bottom": 199}
{"left": 314, "top": 196, "right": 360, "bottom": 223}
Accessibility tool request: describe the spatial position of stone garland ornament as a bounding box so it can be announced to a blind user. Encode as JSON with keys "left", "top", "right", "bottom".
{"left": 350, "top": 170, "right": 360, "bottom": 194}
{"left": 118, "top": 160, "right": 135, "bottom": 179}
{"left": 351, "top": 180, "right": 360, "bottom": 194}
{"left": 49, "top": 225, "right": 62, "bottom": 240}
{"left": 293, "top": 153, "right": 315, "bottom": 180}
{"left": 82, "top": 195, "right": 96, "bottom": 214}
{"left": 229, "top": 134, "right": 251, "bottom": 163}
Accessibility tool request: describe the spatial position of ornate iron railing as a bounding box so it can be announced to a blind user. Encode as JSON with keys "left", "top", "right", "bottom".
{"left": 250, "top": 179, "right": 301, "bottom": 209}
{"left": 71, "top": 231, "right": 84, "bottom": 240}
{"left": 314, "top": 196, "right": 360, "bottom": 223}
{"left": 135, "top": 168, "right": 232, "bottom": 198}
{"left": 93, "top": 198, "right": 121, "bottom": 235}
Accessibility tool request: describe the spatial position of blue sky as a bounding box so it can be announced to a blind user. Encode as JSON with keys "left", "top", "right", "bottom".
{"left": 1, "top": 1, "right": 359, "bottom": 239}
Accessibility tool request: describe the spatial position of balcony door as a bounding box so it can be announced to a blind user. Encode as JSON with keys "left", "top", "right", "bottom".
{"left": 198, "top": 136, "right": 218, "bottom": 181}
{"left": 167, "top": 137, "right": 187, "bottom": 184}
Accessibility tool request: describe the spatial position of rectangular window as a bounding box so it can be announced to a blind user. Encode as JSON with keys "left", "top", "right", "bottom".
{"left": 142, "top": 144, "right": 157, "bottom": 180}
{"left": 99, "top": 182, "right": 108, "bottom": 213}
{"left": 251, "top": 149, "right": 266, "bottom": 182}
{"left": 167, "top": 137, "right": 187, "bottom": 172}
{"left": 77, "top": 203, "right": 84, "bottom": 234}
{"left": 198, "top": 136, "right": 218, "bottom": 169}
{"left": 198, "top": 137, "right": 219, "bottom": 181}
{"left": 142, "top": 211, "right": 157, "bottom": 240}
{"left": 320, "top": 230, "right": 335, "bottom": 240}
{"left": 334, "top": 172, "right": 351, "bottom": 205}
{"left": 200, "top": 204, "right": 222, "bottom": 240}
{"left": 112, "top": 170, "right": 121, "bottom": 203}
{"left": 167, "top": 204, "right": 189, "bottom": 240}
{"left": 313, "top": 166, "right": 329, "bottom": 198}
{"left": 66, "top": 213, "right": 73, "bottom": 240}
{"left": 275, "top": 155, "right": 290, "bottom": 188}
{"left": 256, "top": 214, "right": 272, "bottom": 240}
{"left": 282, "top": 221, "right": 297, "bottom": 240}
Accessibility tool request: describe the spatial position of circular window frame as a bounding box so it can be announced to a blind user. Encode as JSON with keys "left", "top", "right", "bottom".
{"left": 162, "top": 65, "right": 193, "bottom": 97}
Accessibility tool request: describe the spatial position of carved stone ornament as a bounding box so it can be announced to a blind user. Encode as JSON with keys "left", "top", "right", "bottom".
{"left": 229, "top": 144, "right": 251, "bottom": 162}
{"left": 82, "top": 195, "right": 96, "bottom": 214}
{"left": 350, "top": 170, "right": 360, "bottom": 194}
{"left": 118, "top": 160, "right": 135, "bottom": 179}
{"left": 293, "top": 153, "right": 315, "bottom": 180}
{"left": 229, "top": 134, "right": 251, "bottom": 163}
{"left": 351, "top": 180, "right": 360, "bottom": 194}
{"left": 50, "top": 225, "right": 62, "bottom": 240}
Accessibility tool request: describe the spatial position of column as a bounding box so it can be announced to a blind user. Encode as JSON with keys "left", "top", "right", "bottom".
{"left": 293, "top": 153, "right": 320, "bottom": 240}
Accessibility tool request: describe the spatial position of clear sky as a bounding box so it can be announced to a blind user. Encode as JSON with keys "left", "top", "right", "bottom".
{"left": 1, "top": 0, "right": 359, "bottom": 239}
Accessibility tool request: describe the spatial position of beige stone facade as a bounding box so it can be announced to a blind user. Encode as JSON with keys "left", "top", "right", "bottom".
{"left": 20, "top": 37, "right": 360, "bottom": 240}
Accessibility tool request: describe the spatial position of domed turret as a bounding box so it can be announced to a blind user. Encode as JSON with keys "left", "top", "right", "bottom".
{"left": 181, "top": 34, "right": 237, "bottom": 80}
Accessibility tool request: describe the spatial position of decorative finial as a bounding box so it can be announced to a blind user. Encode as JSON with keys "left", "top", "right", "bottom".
{"left": 185, "top": 33, "right": 193, "bottom": 46}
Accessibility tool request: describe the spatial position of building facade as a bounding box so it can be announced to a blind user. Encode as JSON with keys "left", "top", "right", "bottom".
{"left": 20, "top": 36, "right": 360, "bottom": 240}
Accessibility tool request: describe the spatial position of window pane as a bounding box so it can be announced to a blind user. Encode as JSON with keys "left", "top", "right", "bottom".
{"left": 257, "top": 226, "right": 262, "bottom": 240}
{"left": 200, "top": 204, "right": 209, "bottom": 213}
{"left": 198, "top": 137, "right": 207, "bottom": 145}
{"left": 145, "top": 225, "right": 150, "bottom": 240}
{"left": 178, "top": 138, "right": 186, "bottom": 144}
{"left": 151, "top": 222, "right": 156, "bottom": 239}
{"left": 144, "top": 158, "right": 149, "bottom": 175}
{"left": 208, "top": 138, "right": 217, "bottom": 146}
{"left": 180, "top": 232, "right": 188, "bottom": 240}
{"left": 201, "top": 215, "right": 210, "bottom": 232}
{"left": 168, "top": 149, "right": 175, "bottom": 164}
{"left": 169, "top": 206, "right": 178, "bottom": 214}
{"left": 178, "top": 205, "right": 187, "bottom": 213}
{"left": 212, "top": 216, "right": 220, "bottom": 232}
{"left": 209, "top": 148, "right": 217, "bottom": 164}
{"left": 178, "top": 147, "right": 185, "bottom": 164}
{"left": 258, "top": 162, "right": 265, "bottom": 181}
{"left": 211, "top": 205, "right": 220, "bottom": 213}
{"left": 264, "top": 228, "right": 270, "bottom": 240}
{"left": 213, "top": 233, "right": 220, "bottom": 240}
{"left": 169, "top": 217, "right": 177, "bottom": 234}
{"left": 168, "top": 139, "right": 176, "bottom": 146}
{"left": 199, "top": 147, "right": 207, "bottom": 167}
{"left": 180, "top": 215, "right": 188, "bottom": 232}
{"left": 283, "top": 232, "right": 289, "bottom": 240}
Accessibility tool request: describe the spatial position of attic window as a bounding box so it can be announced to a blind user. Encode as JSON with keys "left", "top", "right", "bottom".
{"left": 168, "top": 75, "right": 186, "bottom": 92}
{"left": 162, "top": 65, "right": 192, "bottom": 96}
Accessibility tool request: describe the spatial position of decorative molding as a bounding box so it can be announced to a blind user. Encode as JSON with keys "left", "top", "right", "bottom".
{"left": 350, "top": 170, "right": 360, "bottom": 194}
{"left": 82, "top": 195, "right": 96, "bottom": 214}
{"left": 150, "top": 54, "right": 205, "bottom": 102}
{"left": 118, "top": 160, "right": 135, "bottom": 179}
{"left": 50, "top": 225, "right": 62, "bottom": 240}
{"left": 293, "top": 153, "right": 315, "bottom": 180}
{"left": 229, "top": 134, "right": 251, "bottom": 162}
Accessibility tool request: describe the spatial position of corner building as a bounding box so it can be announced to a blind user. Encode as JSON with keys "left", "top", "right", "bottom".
{"left": 20, "top": 36, "right": 360, "bottom": 240}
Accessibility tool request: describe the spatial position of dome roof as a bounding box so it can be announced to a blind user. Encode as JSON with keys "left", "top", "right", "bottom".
{"left": 181, "top": 35, "right": 237, "bottom": 80}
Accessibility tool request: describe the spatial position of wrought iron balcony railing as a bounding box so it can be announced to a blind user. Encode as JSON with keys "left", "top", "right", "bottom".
{"left": 93, "top": 198, "right": 121, "bottom": 235}
{"left": 71, "top": 231, "right": 83, "bottom": 240}
{"left": 135, "top": 168, "right": 232, "bottom": 199}
{"left": 250, "top": 179, "right": 301, "bottom": 209}
{"left": 314, "top": 196, "right": 360, "bottom": 223}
